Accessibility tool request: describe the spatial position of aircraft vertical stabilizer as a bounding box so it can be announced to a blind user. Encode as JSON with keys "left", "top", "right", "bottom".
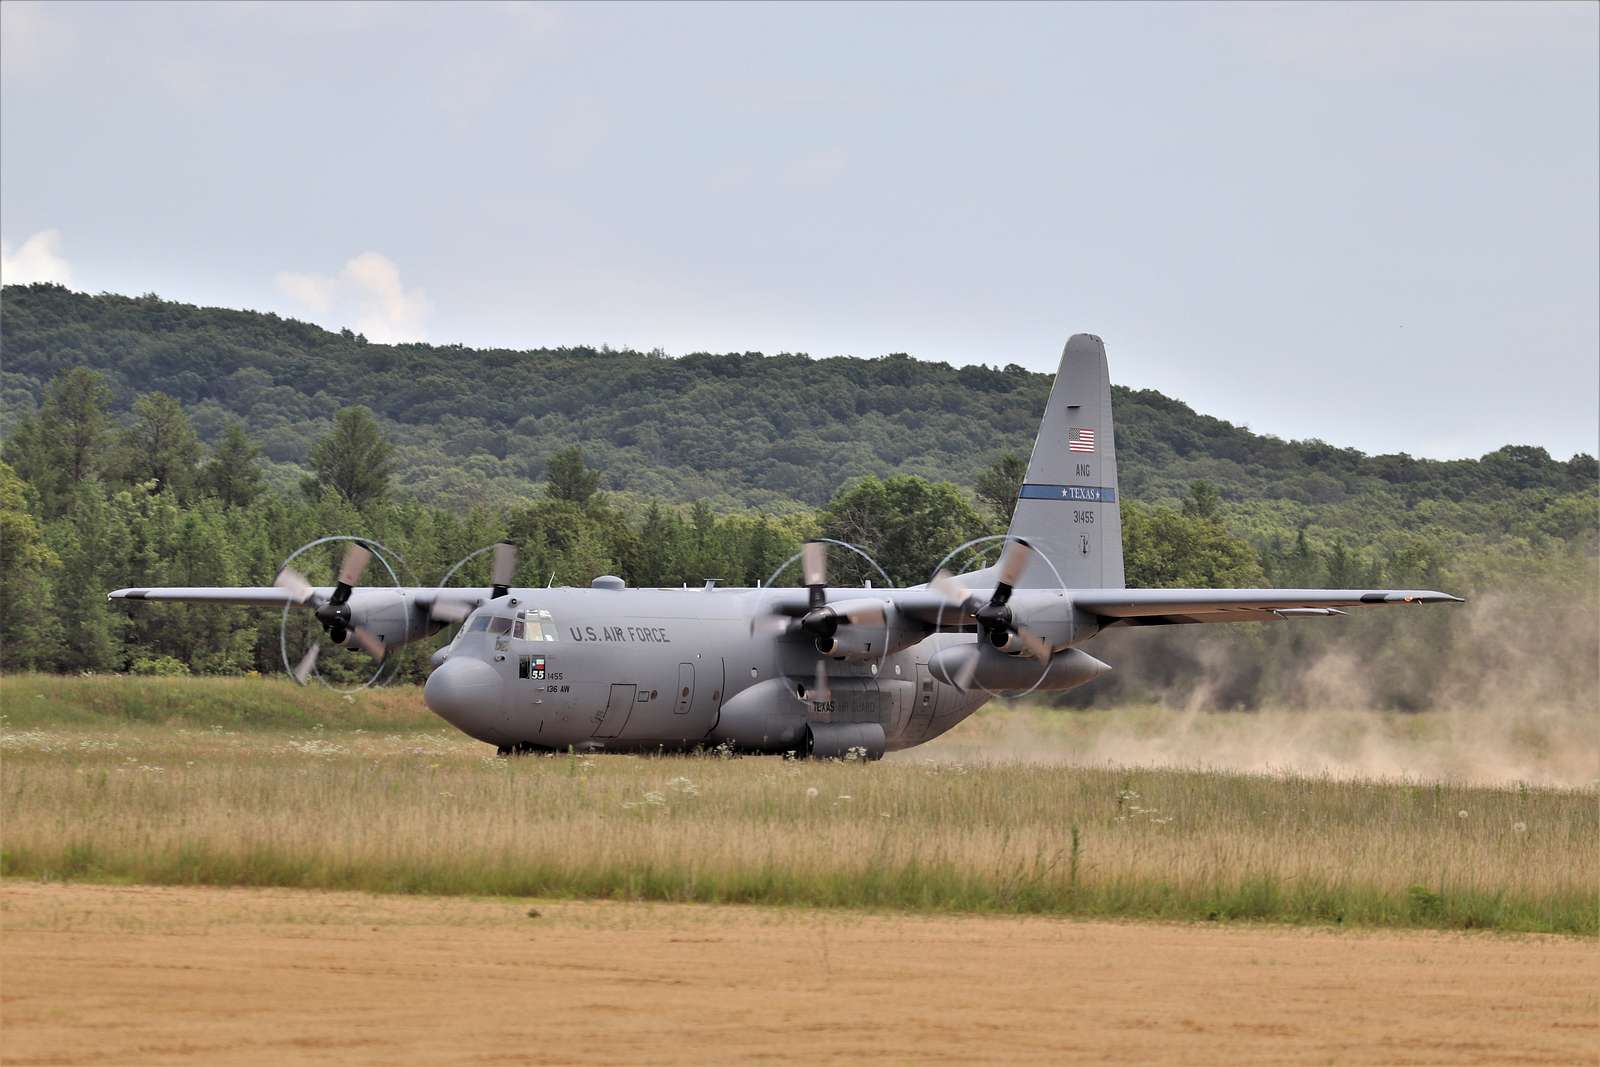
{"left": 1007, "top": 334, "right": 1125, "bottom": 589}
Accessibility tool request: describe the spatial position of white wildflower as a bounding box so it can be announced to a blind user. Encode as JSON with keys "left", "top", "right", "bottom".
{"left": 806, "top": 787, "right": 819, "bottom": 799}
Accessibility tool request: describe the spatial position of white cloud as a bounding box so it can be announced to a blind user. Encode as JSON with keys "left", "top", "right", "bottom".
{"left": 274, "top": 252, "right": 430, "bottom": 343}
{"left": 0, "top": 2, "right": 76, "bottom": 83}
{"left": 274, "top": 271, "right": 335, "bottom": 313}
{"left": 0, "top": 230, "right": 73, "bottom": 287}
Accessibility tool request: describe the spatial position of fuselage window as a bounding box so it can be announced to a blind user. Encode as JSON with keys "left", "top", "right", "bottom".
{"left": 519, "top": 608, "right": 558, "bottom": 641}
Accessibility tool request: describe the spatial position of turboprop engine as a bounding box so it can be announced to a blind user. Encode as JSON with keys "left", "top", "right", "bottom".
{"left": 928, "top": 644, "right": 1111, "bottom": 694}
{"left": 812, "top": 601, "right": 919, "bottom": 661}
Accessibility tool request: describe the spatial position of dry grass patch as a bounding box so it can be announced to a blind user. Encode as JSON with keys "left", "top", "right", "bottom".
{"left": 2, "top": 678, "right": 1592, "bottom": 934}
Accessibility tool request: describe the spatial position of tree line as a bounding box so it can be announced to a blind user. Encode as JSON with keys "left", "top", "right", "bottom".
{"left": 1, "top": 365, "right": 1376, "bottom": 684}
{"left": 2, "top": 284, "right": 1594, "bottom": 706}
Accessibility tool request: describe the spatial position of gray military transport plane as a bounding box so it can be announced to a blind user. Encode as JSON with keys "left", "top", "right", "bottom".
{"left": 110, "top": 335, "right": 1461, "bottom": 759}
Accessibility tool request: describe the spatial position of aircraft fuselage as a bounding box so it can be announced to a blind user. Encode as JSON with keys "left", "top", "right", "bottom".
{"left": 421, "top": 586, "right": 992, "bottom": 755}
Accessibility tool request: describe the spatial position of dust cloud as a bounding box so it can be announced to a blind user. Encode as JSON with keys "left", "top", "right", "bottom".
{"left": 918, "top": 589, "right": 1600, "bottom": 788}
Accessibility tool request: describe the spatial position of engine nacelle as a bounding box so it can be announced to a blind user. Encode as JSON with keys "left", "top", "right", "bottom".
{"left": 814, "top": 625, "right": 880, "bottom": 660}
{"left": 342, "top": 591, "right": 443, "bottom": 652}
{"left": 986, "top": 629, "right": 1036, "bottom": 655}
{"left": 814, "top": 600, "right": 922, "bottom": 661}
{"left": 928, "top": 643, "right": 1112, "bottom": 693}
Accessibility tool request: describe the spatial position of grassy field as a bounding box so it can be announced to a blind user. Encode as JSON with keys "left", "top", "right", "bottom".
{"left": 1, "top": 674, "right": 1595, "bottom": 934}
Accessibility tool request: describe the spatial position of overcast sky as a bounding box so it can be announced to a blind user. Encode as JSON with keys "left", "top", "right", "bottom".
{"left": 3, "top": 1, "right": 1596, "bottom": 460}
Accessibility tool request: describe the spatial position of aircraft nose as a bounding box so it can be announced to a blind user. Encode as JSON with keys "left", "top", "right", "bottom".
{"left": 423, "top": 656, "right": 503, "bottom": 737}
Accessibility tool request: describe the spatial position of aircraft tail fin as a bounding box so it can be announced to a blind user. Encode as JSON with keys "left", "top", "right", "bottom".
{"left": 1006, "top": 334, "right": 1125, "bottom": 590}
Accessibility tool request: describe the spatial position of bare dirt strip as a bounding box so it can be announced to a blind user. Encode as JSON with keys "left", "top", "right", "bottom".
{"left": 1, "top": 882, "right": 1594, "bottom": 1066}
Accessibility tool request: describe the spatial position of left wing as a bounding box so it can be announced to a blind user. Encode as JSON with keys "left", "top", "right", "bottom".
{"left": 107, "top": 587, "right": 493, "bottom": 607}
{"left": 109, "top": 587, "right": 302, "bottom": 606}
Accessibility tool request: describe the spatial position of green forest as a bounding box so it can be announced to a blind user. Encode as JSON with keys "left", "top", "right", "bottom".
{"left": 2, "top": 283, "right": 1595, "bottom": 708}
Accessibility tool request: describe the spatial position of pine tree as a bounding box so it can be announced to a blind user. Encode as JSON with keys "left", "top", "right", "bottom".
{"left": 119, "top": 392, "right": 202, "bottom": 500}
{"left": 304, "top": 406, "right": 397, "bottom": 511}
{"left": 0, "top": 462, "right": 64, "bottom": 668}
{"left": 975, "top": 452, "right": 1028, "bottom": 526}
{"left": 202, "top": 422, "right": 264, "bottom": 508}
{"left": 3, "top": 369, "right": 113, "bottom": 518}
{"left": 546, "top": 446, "right": 601, "bottom": 505}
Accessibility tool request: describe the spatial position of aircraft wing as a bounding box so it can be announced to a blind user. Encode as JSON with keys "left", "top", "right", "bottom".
{"left": 109, "top": 586, "right": 304, "bottom": 606}
{"left": 108, "top": 586, "right": 495, "bottom": 609}
{"left": 1071, "top": 588, "right": 1463, "bottom": 626}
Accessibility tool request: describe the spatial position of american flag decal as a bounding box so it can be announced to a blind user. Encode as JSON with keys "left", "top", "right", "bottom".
{"left": 1068, "top": 427, "right": 1096, "bottom": 453}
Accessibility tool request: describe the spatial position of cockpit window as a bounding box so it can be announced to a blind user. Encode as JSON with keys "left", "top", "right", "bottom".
{"left": 519, "top": 608, "right": 558, "bottom": 641}
{"left": 467, "top": 615, "right": 491, "bottom": 632}
{"left": 487, "top": 616, "right": 513, "bottom": 635}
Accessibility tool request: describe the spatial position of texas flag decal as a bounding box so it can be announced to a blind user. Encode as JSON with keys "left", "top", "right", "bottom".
{"left": 1067, "top": 427, "right": 1096, "bottom": 453}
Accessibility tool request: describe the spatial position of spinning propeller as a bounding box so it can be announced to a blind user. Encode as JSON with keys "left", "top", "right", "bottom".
{"left": 929, "top": 537, "right": 1053, "bottom": 692}
{"left": 274, "top": 540, "right": 389, "bottom": 685}
{"left": 429, "top": 541, "right": 518, "bottom": 624}
{"left": 751, "top": 540, "right": 888, "bottom": 704}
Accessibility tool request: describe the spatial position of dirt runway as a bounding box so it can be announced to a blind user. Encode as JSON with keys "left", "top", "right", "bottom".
{"left": 1, "top": 882, "right": 1594, "bottom": 1065}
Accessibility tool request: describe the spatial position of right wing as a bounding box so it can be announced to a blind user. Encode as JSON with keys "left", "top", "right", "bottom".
{"left": 1071, "top": 587, "right": 1463, "bottom": 626}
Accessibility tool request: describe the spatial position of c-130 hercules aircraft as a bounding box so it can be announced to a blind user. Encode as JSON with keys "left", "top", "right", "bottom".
{"left": 110, "top": 335, "right": 1461, "bottom": 759}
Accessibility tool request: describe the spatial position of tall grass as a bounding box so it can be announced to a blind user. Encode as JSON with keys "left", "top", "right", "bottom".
{"left": 0, "top": 673, "right": 437, "bottom": 731}
{"left": 4, "top": 683, "right": 1595, "bottom": 934}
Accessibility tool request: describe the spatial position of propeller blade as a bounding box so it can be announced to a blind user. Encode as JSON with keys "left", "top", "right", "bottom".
{"left": 749, "top": 614, "right": 796, "bottom": 638}
{"left": 291, "top": 642, "right": 320, "bottom": 685}
{"left": 811, "top": 658, "right": 831, "bottom": 703}
{"left": 431, "top": 599, "right": 474, "bottom": 624}
{"left": 994, "top": 537, "right": 1031, "bottom": 594}
{"left": 336, "top": 542, "right": 373, "bottom": 590}
{"left": 801, "top": 541, "right": 827, "bottom": 589}
{"left": 838, "top": 602, "right": 886, "bottom": 627}
{"left": 1014, "top": 624, "right": 1053, "bottom": 664}
{"left": 929, "top": 570, "right": 971, "bottom": 608}
{"left": 491, "top": 541, "right": 517, "bottom": 594}
{"left": 274, "top": 567, "right": 316, "bottom": 605}
{"left": 350, "top": 625, "right": 386, "bottom": 659}
{"left": 953, "top": 647, "right": 980, "bottom": 692}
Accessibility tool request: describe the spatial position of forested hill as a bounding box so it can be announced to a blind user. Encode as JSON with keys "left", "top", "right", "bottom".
{"left": 1, "top": 283, "right": 1594, "bottom": 697}
{"left": 1, "top": 283, "right": 1593, "bottom": 520}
